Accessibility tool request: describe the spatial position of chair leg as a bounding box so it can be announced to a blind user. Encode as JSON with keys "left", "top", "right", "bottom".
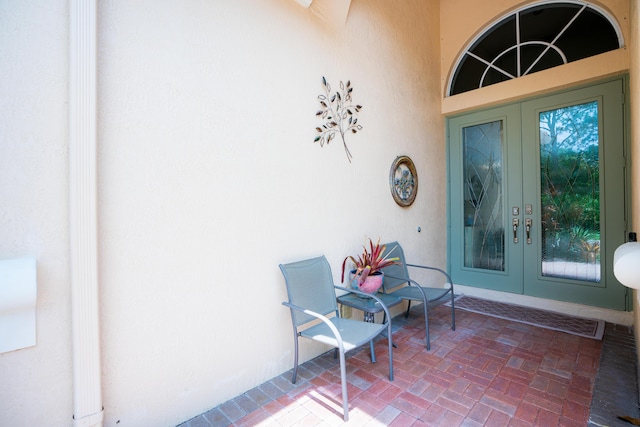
{"left": 423, "top": 300, "right": 430, "bottom": 350}
{"left": 380, "top": 314, "right": 398, "bottom": 348}
{"left": 338, "top": 349, "right": 349, "bottom": 421}
{"left": 404, "top": 300, "right": 411, "bottom": 318}
{"left": 369, "top": 340, "right": 377, "bottom": 363}
{"left": 387, "top": 322, "right": 394, "bottom": 381}
{"left": 292, "top": 337, "right": 299, "bottom": 384}
{"left": 451, "top": 291, "right": 456, "bottom": 331}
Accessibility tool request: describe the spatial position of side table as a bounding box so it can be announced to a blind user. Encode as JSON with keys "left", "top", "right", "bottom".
{"left": 337, "top": 292, "right": 403, "bottom": 323}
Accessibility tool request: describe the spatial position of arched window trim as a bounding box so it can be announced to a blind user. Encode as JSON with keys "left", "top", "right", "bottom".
{"left": 446, "top": 0, "right": 625, "bottom": 97}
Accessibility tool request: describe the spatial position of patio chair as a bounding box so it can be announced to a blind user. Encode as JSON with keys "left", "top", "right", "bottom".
{"left": 280, "top": 255, "right": 394, "bottom": 421}
{"left": 380, "top": 242, "right": 455, "bottom": 350}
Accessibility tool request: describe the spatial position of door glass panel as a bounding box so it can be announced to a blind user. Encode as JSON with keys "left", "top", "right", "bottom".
{"left": 463, "top": 121, "right": 505, "bottom": 271}
{"left": 539, "top": 101, "right": 601, "bottom": 282}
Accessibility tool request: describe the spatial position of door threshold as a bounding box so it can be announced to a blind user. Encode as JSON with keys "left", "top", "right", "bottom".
{"left": 454, "top": 284, "right": 633, "bottom": 326}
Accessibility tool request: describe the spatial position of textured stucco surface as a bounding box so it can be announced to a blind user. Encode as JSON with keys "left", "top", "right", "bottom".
{"left": 1, "top": 0, "right": 638, "bottom": 426}
{"left": 0, "top": 1, "right": 73, "bottom": 426}
{"left": 96, "top": 1, "right": 443, "bottom": 425}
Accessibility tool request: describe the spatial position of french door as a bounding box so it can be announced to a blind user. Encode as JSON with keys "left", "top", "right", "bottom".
{"left": 447, "top": 79, "right": 629, "bottom": 310}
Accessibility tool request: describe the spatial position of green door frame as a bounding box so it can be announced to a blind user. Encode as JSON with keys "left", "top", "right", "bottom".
{"left": 446, "top": 77, "right": 631, "bottom": 310}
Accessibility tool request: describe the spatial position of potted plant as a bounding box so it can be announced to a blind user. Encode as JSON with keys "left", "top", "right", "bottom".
{"left": 341, "top": 238, "right": 400, "bottom": 293}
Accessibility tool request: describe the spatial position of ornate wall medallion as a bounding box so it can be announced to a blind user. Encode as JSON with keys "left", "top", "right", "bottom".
{"left": 390, "top": 156, "right": 418, "bottom": 207}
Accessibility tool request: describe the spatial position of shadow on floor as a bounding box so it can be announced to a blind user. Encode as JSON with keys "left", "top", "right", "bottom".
{"left": 179, "top": 306, "right": 639, "bottom": 427}
{"left": 588, "top": 323, "right": 639, "bottom": 427}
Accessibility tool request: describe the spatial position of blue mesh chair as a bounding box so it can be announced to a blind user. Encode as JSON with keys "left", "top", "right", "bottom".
{"left": 380, "top": 242, "right": 455, "bottom": 350}
{"left": 280, "top": 255, "right": 394, "bottom": 421}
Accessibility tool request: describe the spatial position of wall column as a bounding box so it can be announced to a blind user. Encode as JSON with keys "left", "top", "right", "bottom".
{"left": 629, "top": 0, "right": 640, "bottom": 394}
{"left": 69, "top": 0, "right": 103, "bottom": 426}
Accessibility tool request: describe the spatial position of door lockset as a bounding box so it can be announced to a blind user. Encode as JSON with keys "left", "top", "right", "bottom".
{"left": 525, "top": 218, "right": 532, "bottom": 244}
{"left": 513, "top": 218, "right": 520, "bottom": 243}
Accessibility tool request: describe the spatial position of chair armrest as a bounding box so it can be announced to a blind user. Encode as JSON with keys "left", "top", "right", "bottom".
{"left": 382, "top": 273, "right": 418, "bottom": 287}
{"left": 380, "top": 273, "right": 429, "bottom": 300}
{"left": 405, "top": 263, "right": 454, "bottom": 289}
{"left": 282, "top": 301, "right": 347, "bottom": 352}
{"left": 333, "top": 285, "right": 394, "bottom": 349}
{"left": 334, "top": 285, "right": 393, "bottom": 323}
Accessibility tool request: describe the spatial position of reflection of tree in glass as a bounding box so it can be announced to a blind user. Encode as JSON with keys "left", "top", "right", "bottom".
{"left": 539, "top": 101, "right": 600, "bottom": 264}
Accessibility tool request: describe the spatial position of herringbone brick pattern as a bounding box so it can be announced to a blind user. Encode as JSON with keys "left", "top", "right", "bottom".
{"left": 181, "top": 304, "right": 607, "bottom": 426}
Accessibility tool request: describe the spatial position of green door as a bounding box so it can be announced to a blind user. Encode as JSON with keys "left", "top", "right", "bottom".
{"left": 448, "top": 79, "right": 629, "bottom": 310}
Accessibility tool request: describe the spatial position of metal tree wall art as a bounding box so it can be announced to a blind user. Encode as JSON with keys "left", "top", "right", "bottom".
{"left": 314, "top": 77, "right": 363, "bottom": 162}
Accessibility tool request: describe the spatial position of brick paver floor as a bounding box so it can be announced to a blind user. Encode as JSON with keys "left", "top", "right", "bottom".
{"left": 180, "top": 303, "right": 608, "bottom": 426}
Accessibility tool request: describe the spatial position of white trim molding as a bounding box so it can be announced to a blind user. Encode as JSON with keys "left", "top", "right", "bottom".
{"left": 69, "top": 0, "right": 103, "bottom": 426}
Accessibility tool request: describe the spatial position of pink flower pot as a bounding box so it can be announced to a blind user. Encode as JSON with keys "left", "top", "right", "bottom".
{"left": 350, "top": 271, "right": 384, "bottom": 294}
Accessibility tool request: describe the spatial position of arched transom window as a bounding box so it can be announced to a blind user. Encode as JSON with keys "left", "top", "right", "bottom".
{"left": 448, "top": 1, "right": 624, "bottom": 96}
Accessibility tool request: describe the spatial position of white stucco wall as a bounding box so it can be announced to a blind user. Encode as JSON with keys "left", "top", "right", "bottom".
{"left": 0, "top": 0, "right": 443, "bottom": 425}
{"left": 2, "top": 0, "right": 638, "bottom": 425}
{"left": 629, "top": 0, "right": 640, "bottom": 363}
{"left": 0, "top": 1, "right": 73, "bottom": 426}
{"left": 96, "top": 1, "right": 442, "bottom": 425}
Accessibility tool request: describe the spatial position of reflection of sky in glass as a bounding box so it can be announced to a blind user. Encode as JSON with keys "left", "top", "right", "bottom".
{"left": 464, "top": 121, "right": 503, "bottom": 177}
{"left": 539, "top": 101, "right": 598, "bottom": 152}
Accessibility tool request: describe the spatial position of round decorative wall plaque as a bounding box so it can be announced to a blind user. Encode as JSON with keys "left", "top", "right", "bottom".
{"left": 389, "top": 156, "right": 418, "bottom": 207}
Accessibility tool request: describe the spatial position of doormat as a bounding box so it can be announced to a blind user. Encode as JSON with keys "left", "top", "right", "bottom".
{"left": 446, "top": 295, "right": 605, "bottom": 340}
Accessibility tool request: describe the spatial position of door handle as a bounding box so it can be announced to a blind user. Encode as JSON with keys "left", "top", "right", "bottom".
{"left": 525, "top": 218, "right": 532, "bottom": 244}
{"left": 513, "top": 218, "right": 519, "bottom": 243}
